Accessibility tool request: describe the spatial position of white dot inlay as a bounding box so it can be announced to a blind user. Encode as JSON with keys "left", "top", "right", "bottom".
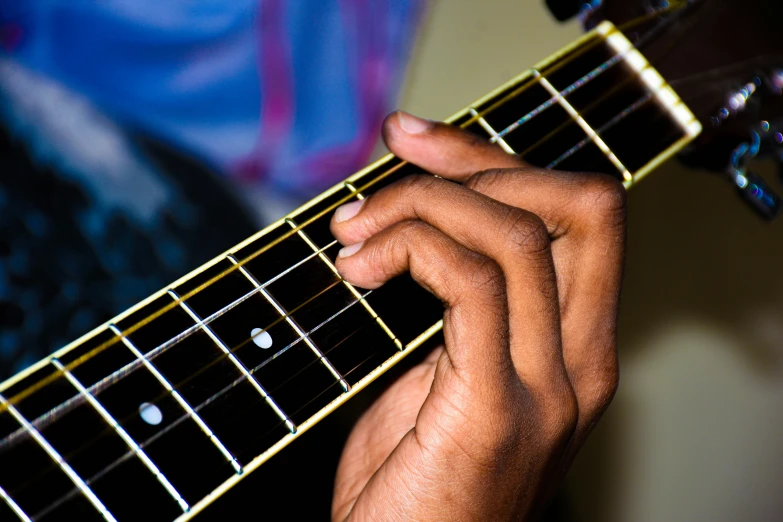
{"left": 251, "top": 328, "right": 273, "bottom": 349}
{"left": 139, "top": 402, "right": 163, "bottom": 425}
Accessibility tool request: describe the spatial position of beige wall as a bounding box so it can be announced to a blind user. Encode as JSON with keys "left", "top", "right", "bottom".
{"left": 399, "top": 1, "right": 783, "bottom": 520}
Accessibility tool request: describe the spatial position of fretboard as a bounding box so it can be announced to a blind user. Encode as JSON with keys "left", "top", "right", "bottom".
{"left": 0, "top": 21, "right": 700, "bottom": 522}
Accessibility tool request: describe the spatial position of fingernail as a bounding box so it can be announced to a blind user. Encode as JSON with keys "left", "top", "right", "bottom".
{"left": 338, "top": 242, "right": 364, "bottom": 258}
{"left": 334, "top": 200, "right": 364, "bottom": 223}
{"left": 397, "top": 111, "right": 432, "bottom": 134}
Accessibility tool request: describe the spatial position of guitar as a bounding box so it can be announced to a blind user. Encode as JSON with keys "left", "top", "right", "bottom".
{"left": 1, "top": 1, "right": 782, "bottom": 520}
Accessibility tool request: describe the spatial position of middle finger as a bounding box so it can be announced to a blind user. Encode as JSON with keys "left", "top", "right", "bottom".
{"left": 331, "top": 174, "right": 566, "bottom": 391}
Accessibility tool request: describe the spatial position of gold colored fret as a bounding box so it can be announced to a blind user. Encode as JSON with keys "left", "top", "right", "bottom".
{"left": 599, "top": 25, "right": 702, "bottom": 186}
{"left": 107, "top": 324, "right": 244, "bottom": 475}
{"left": 172, "top": 318, "right": 444, "bottom": 522}
{"left": 0, "top": 394, "right": 117, "bottom": 521}
{"left": 468, "top": 108, "right": 516, "bottom": 154}
{"left": 284, "top": 219, "right": 403, "bottom": 350}
{"left": 534, "top": 70, "right": 633, "bottom": 182}
{"left": 50, "top": 359, "right": 190, "bottom": 513}
{"left": 226, "top": 255, "right": 352, "bottom": 393}
{"left": 166, "top": 290, "right": 296, "bottom": 434}
{"left": 344, "top": 182, "right": 365, "bottom": 200}
{"left": 0, "top": 484, "right": 31, "bottom": 522}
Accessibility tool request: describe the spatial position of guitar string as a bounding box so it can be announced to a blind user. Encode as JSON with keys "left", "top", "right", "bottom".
{"left": 0, "top": 240, "right": 345, "bottom": 449}
{"left": 0, "top": 72, "right": 685, "bottom": 514}
{"left": 526, "top": 7, "right": 696, "bottom": 165}
{"left": 1, "top": 20, "right": 693, "bottom": 520}
{"left": 0, "top": 249, "right": 359, "bottom": 505}
{"left": 0, "top": 15, "right": 687, "bottom": 459}
{"left": 466, "top": 0, "right": 686, "bottom": 137}
{"left": 668, "top": 51, "right": 783, "bottom": 88}
{"left": 0, "top": 5, "right": 687, "bottom": 414}
{"left": 30, "top": 292, "right": 373, "bottom": 520}
{"left": 41, "top": 325, "right": 381, "bottom": 521}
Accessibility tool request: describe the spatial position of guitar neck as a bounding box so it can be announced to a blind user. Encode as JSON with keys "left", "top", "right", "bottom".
{"left": 0, "top": 21, "right": 699, "bottom": 522}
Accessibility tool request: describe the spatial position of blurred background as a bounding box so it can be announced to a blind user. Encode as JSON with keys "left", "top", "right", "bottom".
{"left": 1, "top": 0, "right": 782, "bottom": 520}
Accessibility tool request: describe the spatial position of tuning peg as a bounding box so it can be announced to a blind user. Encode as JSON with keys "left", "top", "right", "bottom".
{"left": 723, "top": 118, "right": 783, "bottom": 220}
{"left": 545, "top": 0, "right": 587, "bottom": 21}
{"left": 732, "top": 170, "right": 781, "bottom": 220}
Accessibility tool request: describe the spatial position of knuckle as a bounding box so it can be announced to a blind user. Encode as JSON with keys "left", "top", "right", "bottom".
{"left": 583, "top": 357, "right": 620, "bottom": 419}
{"left": 383, "top": 220, "right": 434, "bottom": 259}
{"left": 367, "top": 221, "right": 423, "bottom": 270}
{"left": 393, "top": 218, "right": 432, "bottom": 238}
{"left": 396, "top": 173, "right": 441, "bottom": 199}
{"left": 576, "top": 174, "right": 627, "bottom": 229}
{"left": 467, "top": 256, "right": 506, "bottom": 301}
{"left": 503, "top": 210, "right": 551, "bottom": 255}
{"left": 464, "top": 169, "right": 507, "bottom": 192}
{"left": 535, "top": 381, "right": 579, "bottom": 444}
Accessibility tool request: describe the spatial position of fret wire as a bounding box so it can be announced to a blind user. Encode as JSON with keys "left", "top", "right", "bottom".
{"left": 486, "top": 16, "right": 667, "bottom": 142}
{"left": 343, "top": 182, "right": 365, "bottom": 200}
{"left": 284, "top": 218, "right": 403, "bottom": 350}
{"left": 468, "top": 109, "right": 516, "bottom": 154}
{"left": 0, "top": 243, "right": 340, "bottom": 450}
{"left": 49, "top": 358, "right": 190, "bottom": 513}
{"left": 250, "top": 291, "right": 369, "bottom": 375}
{"left": 547, "top": 92, "right": 654, "bottom": 169}
{"left": 514, "top": 62, "right": 650, "bottom": 161}
{"left": 465, "top": 30, "right": 616, "bottom": 133}
{"left": 0, "top": 484, "right": 31, "bottom": 522}
{"left": 0, "top": 393, "right": 117, "bottom": 522}
{"left": 226, "top": 255, "right": 351, "bottom": 393}
{"left": 492, "top": 95, "right": 560, "bottom": 140}
{"left": 107, "top": 324, "right": 243, "bottom": 475}
{"left": 496, "top": 53, "right": 625, "bottom": 140}
{"left": 351, "top": 159, "right": 408, "bottom": 198}
{"left": 534, "top": 70, "right": 633, "bottom": 181}
{"left": 39, "top": 290, "right": 375, "bottom": 520}
{"left": 166, "top": 290, "right": 296, "bottom": 434}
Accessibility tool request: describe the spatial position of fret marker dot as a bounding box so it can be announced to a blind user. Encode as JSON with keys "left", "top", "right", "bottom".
{"left": 139, "top": 402, "right": 163, "bottom": 425}
{"left": 251, "top": 328, "right": 273, "bottom": 349}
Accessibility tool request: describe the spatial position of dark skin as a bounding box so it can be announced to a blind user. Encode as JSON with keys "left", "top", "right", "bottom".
{"left": 329, "top": 111, "right": 627, "bottom": 521}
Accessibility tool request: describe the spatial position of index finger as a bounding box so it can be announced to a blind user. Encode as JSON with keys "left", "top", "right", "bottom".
{"left": 383, "top": 111, "right": 527, "bottom": 180}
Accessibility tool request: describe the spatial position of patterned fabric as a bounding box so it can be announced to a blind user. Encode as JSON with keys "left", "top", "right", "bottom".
{"left": 0, "top": 2, "right": 424, "bottom": 379}
{"left": 0, "top": 0, "right": 424, "bottom": 198}
{"left": 0, "top": 61, "right": 258, "bottom": 379}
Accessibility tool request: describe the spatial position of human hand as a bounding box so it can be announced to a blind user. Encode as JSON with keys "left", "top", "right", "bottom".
{"left": 330, "top": 111, "right": 626, "bottom": 521}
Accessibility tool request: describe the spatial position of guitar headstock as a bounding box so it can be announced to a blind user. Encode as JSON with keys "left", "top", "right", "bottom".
{"left": 547, "top": 0, "right": 783, "bottom": 219}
